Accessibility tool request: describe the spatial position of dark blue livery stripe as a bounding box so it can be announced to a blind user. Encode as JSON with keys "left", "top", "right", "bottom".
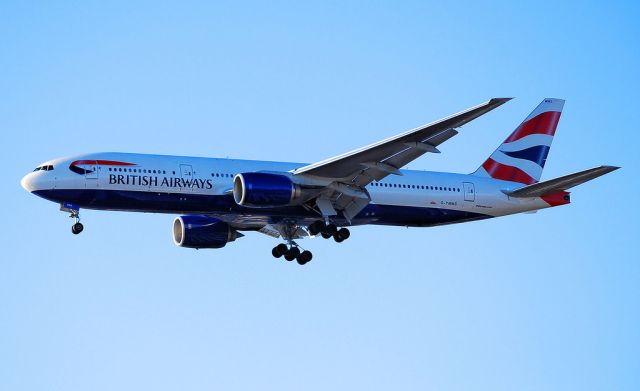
{"left": 33, "top": 189, "right": 492, "bottom": 228}
{"left": 502, "top": 145, "right": 550, "bottom": 168}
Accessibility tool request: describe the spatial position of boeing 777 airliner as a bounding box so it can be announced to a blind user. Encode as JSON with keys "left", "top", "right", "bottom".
{"left": 21, "top": 98, "right": 618, "bottom": 265}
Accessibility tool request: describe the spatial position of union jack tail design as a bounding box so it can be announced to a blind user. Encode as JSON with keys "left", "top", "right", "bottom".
{"left": 473, "top": 98, "right": 565, "bottom": 184}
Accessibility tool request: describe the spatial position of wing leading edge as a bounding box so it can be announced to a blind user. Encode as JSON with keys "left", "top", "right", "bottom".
{"left": 293, "top": 97, "right": 512, "bottom": 186}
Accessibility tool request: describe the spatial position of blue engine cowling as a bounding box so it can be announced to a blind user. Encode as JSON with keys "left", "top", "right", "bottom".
{"left": 233, "top": 172, "right": 302, "bottom": 208}
{"left": 173, "top": 215, "right": 242, "bottom": 249}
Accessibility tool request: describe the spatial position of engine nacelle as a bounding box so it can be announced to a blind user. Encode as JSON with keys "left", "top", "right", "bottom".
{"left": 173, "top": 215, "right": 242, "bottom": 249}
{"left": 233, "top": 172, "right": 304, "bottom": 208}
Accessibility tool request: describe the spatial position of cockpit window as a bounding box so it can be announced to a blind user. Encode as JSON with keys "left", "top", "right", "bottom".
{"left": 33, "top": 165, "right": 54, "bottom": 172}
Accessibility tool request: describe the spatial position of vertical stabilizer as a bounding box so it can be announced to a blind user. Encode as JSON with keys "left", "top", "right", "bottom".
{"left": 473, "top": 98, "right": 564, "bottom": 184}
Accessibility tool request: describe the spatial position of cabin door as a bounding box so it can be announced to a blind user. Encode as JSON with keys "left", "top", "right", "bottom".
{"left": 463, "top": 182, "right": 475, "bottom": 202}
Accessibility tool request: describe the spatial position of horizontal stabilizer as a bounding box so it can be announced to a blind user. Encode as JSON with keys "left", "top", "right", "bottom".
{"left": 505, "top": 166, "right": 619, "bottom": 198}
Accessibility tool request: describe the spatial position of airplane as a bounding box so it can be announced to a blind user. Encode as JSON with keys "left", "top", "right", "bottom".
{"left": 21, "top": 98, "right": 618, "bottom": 265}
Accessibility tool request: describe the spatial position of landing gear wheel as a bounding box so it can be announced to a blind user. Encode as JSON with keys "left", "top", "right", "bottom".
{"left": 308, "top": 221, "right": 325, "bottom": 236}
{"left": 321, "top": 232, "right": 332, "bottom": 239}
{"left": 324, "top": 223, "right": 338, "bottom": 236}
{"left": 297, "top": 250, "right": 313, "bottom": 265}
{"left": 71, "top": 222, "right": 84, "bottom": 235}
{"left": 337, "top": 228, "right": 350, "bottom": 240}
{"left": 333, "top": 235, "right": 344, "bottom": 243}
{"left": 284, "top": 246, "right": 300, "bottom": 261}
{"left": 272, "top": 243, "right": 288, "bottom": 258}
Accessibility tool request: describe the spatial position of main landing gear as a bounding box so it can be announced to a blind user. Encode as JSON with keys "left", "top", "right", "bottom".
{"left": 307, "top": 220, "right": 350, "bottom": 243}
{"left": 270, "top": 220, "right": 350, "bottom": 266}
{"left": 272, "top": 243, "right": 313, "bottom": 265}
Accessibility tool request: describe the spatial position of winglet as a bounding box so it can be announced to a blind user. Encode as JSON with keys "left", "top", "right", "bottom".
{"left": 489, "top": 97, "right": 514, "bottom": 105}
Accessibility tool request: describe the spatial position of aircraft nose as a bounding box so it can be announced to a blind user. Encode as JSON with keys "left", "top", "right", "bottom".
{"left": 21, "top": 172, "right": 36, "bottom": 192}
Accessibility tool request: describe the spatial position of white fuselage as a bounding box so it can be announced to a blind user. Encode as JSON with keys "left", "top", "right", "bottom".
{"left": 22, "top": 152, "right": 559, "bottom": 229}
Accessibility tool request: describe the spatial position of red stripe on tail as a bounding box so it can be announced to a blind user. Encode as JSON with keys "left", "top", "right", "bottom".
{"left": 482, "top": 158, "right": 536, "bottom": 184}
{"left": 504, "top": 111, "right": 562, "bottom": 143}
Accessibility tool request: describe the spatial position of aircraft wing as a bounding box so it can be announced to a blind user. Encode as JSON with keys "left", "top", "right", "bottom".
{"left": 290, "top": 98, "right": 511, "bottom": 222}
{"left": 293, "top": 98, "right": 511, "bottom": 187}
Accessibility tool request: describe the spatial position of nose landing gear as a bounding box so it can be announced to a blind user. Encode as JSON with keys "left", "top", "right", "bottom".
{"left": 62, "top": 203, "right": 84, "bottom": 235}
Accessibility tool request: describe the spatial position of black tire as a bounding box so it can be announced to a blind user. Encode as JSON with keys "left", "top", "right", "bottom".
{"left": 288, "top": 247, "right": 301, "bottom": 259}
{"left": 308, "top": 221, "right": 324, "bottom": 236}
{"left": 276, "top": 243, "right": 288, "bottom": 256}
{"left": 272, "top": 247, "right": 282, "bottom": 258}
{"left": 321, "top": 232, "right": 332, "bottom": 239}
{"left": 284, "top": 254, "right": 295, "bottom": 261}
{"left": 72, "top": 222, "right": 83, "bottom": 235}
{"left": 324, "top": 223, "right": 338, "bottom": 236}
{"left": 334, "top": 235, "right": 344, "bottom": 243}
{"left": 337, "top": 227, "right": 350, "bottom": 240}
{"left": 297, "top": 250, "right": 313, "bottom": 265}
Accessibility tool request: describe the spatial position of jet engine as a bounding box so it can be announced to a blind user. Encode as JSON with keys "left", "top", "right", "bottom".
{"left": 233, "top": 172, "right": 309, "bottom": 208}
{"left": 173, "top": 215, "right": 242, "bottom": 249}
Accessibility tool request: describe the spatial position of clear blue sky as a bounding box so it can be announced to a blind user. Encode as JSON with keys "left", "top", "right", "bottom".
{"left": 1, "top": 1, "right": 638, "bottom": 390}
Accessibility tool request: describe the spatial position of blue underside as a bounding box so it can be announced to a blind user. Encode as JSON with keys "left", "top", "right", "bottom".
{"left": 33, "top": 189, "right": 491, "bottom": 228}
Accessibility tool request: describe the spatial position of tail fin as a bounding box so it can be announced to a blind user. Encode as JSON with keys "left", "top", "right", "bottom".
{"left": 473, "top": 98, "right": 565, "bottom": 184}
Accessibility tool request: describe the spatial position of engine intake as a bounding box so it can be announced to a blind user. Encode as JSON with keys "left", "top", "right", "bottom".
{"left": 173, "top": 215, "right": 242, "bottom": 249}
{"left": 233, "top": 172, "right": 304, "bottom": 208}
